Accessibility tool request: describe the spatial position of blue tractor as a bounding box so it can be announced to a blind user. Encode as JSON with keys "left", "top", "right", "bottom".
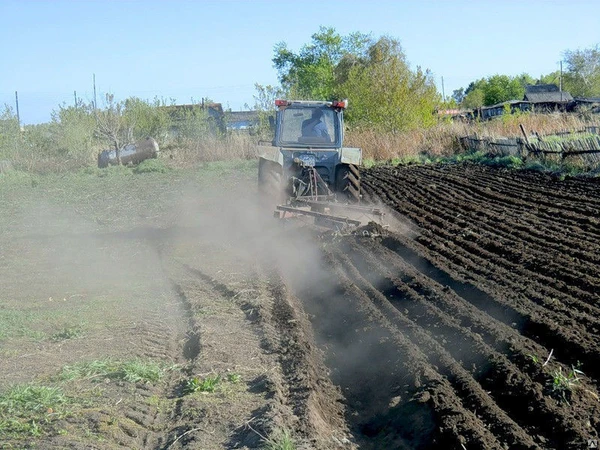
{"left": 257, "top": 100, "right": 381, "bottom": 228}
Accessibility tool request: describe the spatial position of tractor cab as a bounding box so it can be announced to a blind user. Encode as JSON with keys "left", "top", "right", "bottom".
{"left": 273, "top": 100, "right": 347, "bottom": 149}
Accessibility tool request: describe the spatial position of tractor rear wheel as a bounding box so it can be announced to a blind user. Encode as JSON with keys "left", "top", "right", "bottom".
{"left": 335, "top": 164, "right": 361, "bottom": 202}
{"left": 258, "top": 158, "right": 284, "bottom": 204}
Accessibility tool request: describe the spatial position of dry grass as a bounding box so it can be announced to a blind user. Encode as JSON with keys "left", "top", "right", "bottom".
{"left": 4, "top": 114, "right": 598, "bottom": 173}
{"left": 347, "top": 113, "right": 598, "bottom": 161}
{"left": 161, "top": 133, "right": 259, "bottom": 168}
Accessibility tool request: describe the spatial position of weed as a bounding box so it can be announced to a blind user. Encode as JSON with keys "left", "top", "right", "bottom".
{"left": 0, "top": 384, "right": 71, "bottom": 438}
{"left": 227, "top": 373, "right": 241, "bottom": 384}
{"left": 96, "top": 164, "right": 133, "bottom": 177}
{"left": 184, "top": 374, "right": 221, "bottom": 394}
{"left": 0, "top": 310, "right": 48, "bottom": 341}
{"left": 50, "top": 325, "right": 84, "bottom": 341}
{"left": 59, "top": 358, "right": 164, "bottom": 384}
{"left": 483, "top": 155, "right": 524, "bottom": 169}
{"left": 133, "top": 158, "right": 170, "bottom": 174}
{"left": 263, "top": 428, "right": 296, "bottom": 450}
{"left": 550, "top": 365, "right": 584, "bottom": 403}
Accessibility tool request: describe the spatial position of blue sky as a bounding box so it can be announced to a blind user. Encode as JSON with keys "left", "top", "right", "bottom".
{"left": 1, "top": 0, "right": 599, "bottom": 124}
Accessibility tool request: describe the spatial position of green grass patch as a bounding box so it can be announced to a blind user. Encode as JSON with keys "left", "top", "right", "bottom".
{"left": 183, "top": 374, "right": 221, "bottom": 394}
{"left": 530, "top": 132, "right": 598, "bottom": 144}
{"left": 133, "top": 158, "right": 170, "bottom": 174}
{"left": 0, "top": 384, "right": 72, "bottom": 438}
{"left": 182, "top": 372, "right": 243, "bottom": 396}
{"left": 482, "top": 155, "right": 524, "bottom": 169}
{"left": 0, "top": 309, "right": 48, "bottom": 341}
{"left": 59, "top": 358, "right": 166, "bottom": 384}
{"left": 226, "top": 372, "right": 241, "bottom": 384}
{"left": 50, "top": 324, "right": 85, "bottom": 342}
{"left": 263, "top": 428, "right": 296, "bottom": 450}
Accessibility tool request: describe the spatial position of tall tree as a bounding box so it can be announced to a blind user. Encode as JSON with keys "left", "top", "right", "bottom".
{"left": 452, "top": 88, "right": 465, "bottom": 105}
{"left": 563, "top": 44, "right": 600, "bottom": 97}
{"left": 483, "top": 75, "right": 525, "bottom": 106}
{"left": 273, "top": 28, "right": 440, "bottom": 131}
{"left": 460, "top": 75, "right": 524, "bottom": 108}
{"left": 251, "top": 83, "right": 284, "bottom": 137}
{"left": 462, "top": 79, "right": 486, "bottom": 108}
{"left": 273, "top": 27, "right": 370, "bottom": 100}
{"left": 339, "top": 36, "right": 439, "bottom": 131}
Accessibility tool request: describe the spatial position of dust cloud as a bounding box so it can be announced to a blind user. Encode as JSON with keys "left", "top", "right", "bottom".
{"left": 2, "top": 170, "right": 422, "bottom": 446}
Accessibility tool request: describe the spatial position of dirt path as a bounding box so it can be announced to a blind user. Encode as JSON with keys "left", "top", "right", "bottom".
{"left": 0, "top": 169, "right": 351, "bottom": 449}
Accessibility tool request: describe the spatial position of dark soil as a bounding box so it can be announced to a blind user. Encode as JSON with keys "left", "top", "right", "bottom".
{"left": 317, "top": 162, "right": 600, "bottom": 449}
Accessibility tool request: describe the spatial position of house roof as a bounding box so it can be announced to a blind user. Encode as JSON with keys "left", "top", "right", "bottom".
{"left": 161, "top": 103, "right": 223, "bottom": 119}
{"left": 524, "top": 84, "right": 573, "bottom": 103}
{"left": 575, "top": 97, "right": 600, "bottom": 103}
{"left": 227, "top": 110, "right": 259, "bottom": 122}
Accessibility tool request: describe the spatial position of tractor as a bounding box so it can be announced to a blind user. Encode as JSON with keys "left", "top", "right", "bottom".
{"left": 257, "top": 99, "right": 382, "bottom": 229}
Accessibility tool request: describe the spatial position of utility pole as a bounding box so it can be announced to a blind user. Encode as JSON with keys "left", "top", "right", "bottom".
{"left": 441, "top": 76, "right": 446, "bottom": 103}
{"left": 74, "top": 91, "right": 78, "bottom": 109}
{"left": 15, "top": 91, "right": 20, "bottom": 127}
{"left": 559, "top": 61, "right": 563, "bottom": 102}
{"left": 559, "top": 61, "right": 563, "bottom": 92}
{"left": 93, "top": 73, "right": 97, "bottom": 111}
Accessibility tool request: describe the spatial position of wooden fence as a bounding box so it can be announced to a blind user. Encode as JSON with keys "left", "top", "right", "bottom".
{"left": 459, "top": 126, "right": 600, "bottom": 166}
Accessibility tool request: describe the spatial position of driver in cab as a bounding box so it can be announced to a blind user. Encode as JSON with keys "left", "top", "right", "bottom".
{"left": 301, "top": 109, "right": 330, "bottom": 141}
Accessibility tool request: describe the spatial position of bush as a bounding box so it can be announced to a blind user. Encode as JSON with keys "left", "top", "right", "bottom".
{"left": 133, "top": 158, "right": 169, "bottom": 174}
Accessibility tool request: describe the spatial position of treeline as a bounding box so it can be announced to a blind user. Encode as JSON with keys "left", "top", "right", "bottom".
{"left": 448, "top": 46, "right": 600, "bottom": 109}
{"left": 263, "top": 28, "right": 600, "bottom": 128}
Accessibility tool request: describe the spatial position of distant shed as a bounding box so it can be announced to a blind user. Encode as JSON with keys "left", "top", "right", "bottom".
{"left": 524, "top": 84, "right": 573, "bottom": 111}
{"left": 226, "top": 110, "right": 260, "bottom": 131}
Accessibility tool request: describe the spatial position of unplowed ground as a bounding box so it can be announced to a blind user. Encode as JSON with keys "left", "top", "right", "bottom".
{"left": 1, "top": 161, "right": 599, "bottom": 449}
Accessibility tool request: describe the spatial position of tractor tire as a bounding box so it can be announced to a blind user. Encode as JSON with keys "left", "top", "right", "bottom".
{"left": 258, "top": 158, "right": 284, "bottom": 205}
{"left": 335, "top": 164, "right": 361, "bottom": 202}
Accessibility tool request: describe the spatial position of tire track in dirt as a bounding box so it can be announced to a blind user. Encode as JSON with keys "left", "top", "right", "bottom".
{"left": 160, "top": 259, "right": 352, "bottom": 449}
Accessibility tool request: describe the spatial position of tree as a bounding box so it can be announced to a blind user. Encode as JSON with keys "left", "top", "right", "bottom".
{"left": 251, "top": 83, "right": 283, "bottom": 138}
{"left": 94, "top": 94, "right": 130, "bottom": 165}
{"left": 0, "top": 105, "right": 21, "bottom": 159}
{"left": 462, "top": 79, "right": 486, "bottom": 108}
{"left": 483, "top": 75, "right": 525, "bottom": 106}
{"left": 339, "top": 36, "right": 439, "bottom": 131}
{"left": 459, "top": 75, "right": 525, "bottom": 108}
{"left": 452, "top": 88, "right": 465, "bottom": 105}
{"left": 515, "top": 73, "right": 536, "bottom": 89}
{"left": 538, "top": 71, "right": 561, "bottom": 87}
{"left": 51, "top": 100, "right": 96, "bottom": 162}
{"left": 563, "top": 44, "right": 600, "bottom": 97}
{"left": 273, "top": 26, "right": 370, "bottom": 100}
{"left": 273, "top": 28, "right": 440, "bottom": 132}
{"left": 123, "top": 97, "right": 172, "bottom": 147}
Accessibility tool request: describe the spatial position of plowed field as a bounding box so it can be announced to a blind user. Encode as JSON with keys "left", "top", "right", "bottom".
{"left": 1, "top": 162, "right": 599, "bottom": 450}
{"left": 349, "top": 163, "right": 600, "bottom": 449}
